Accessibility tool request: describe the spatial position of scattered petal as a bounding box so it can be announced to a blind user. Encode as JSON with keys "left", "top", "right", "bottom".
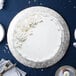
{"left": 33, "top": 0, "right": 36, "bottom": 2}
{"left": 73, "top": 42, "right": 76, "bottom": 48}
{"left": 68, "top": 0, "right": 72, "bottom": 3}
{"left": 73, "top": 6, "right": 76, "bottom": 8}
{"left": 28, "top": 0, "right": 31, "bottom": 4}
{"left": 40, "top": 3, "right": 43, "bottom": 5}
{"left": 41, "top": 69, "right": 44, "bottom": 71}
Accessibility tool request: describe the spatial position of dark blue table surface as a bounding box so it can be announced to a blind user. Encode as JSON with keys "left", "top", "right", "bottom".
{"left": 0, "top": 0, "right": 76, "bottom": 76}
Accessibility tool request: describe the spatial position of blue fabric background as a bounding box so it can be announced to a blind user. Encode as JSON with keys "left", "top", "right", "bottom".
{"left": 0, "top": 0, "right": 76, "bottom": 76}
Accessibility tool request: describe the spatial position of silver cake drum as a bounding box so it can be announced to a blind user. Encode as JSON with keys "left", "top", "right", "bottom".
{"left": 7, "top": 6, "right": 70, "bottom": 68}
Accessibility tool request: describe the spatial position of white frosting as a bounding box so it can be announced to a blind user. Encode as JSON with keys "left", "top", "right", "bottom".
{"left": 13, "top": 11, "right": 63, "bottom": 62}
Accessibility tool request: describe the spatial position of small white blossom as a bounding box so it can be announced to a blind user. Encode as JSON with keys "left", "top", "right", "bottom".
{"left": 63, "top": 71, "right": 70, "bottom": 76}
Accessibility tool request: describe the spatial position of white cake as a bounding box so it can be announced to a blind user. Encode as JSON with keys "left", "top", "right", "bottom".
{"left": 7, "top": 6, "right": 70, "bottom": 68}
